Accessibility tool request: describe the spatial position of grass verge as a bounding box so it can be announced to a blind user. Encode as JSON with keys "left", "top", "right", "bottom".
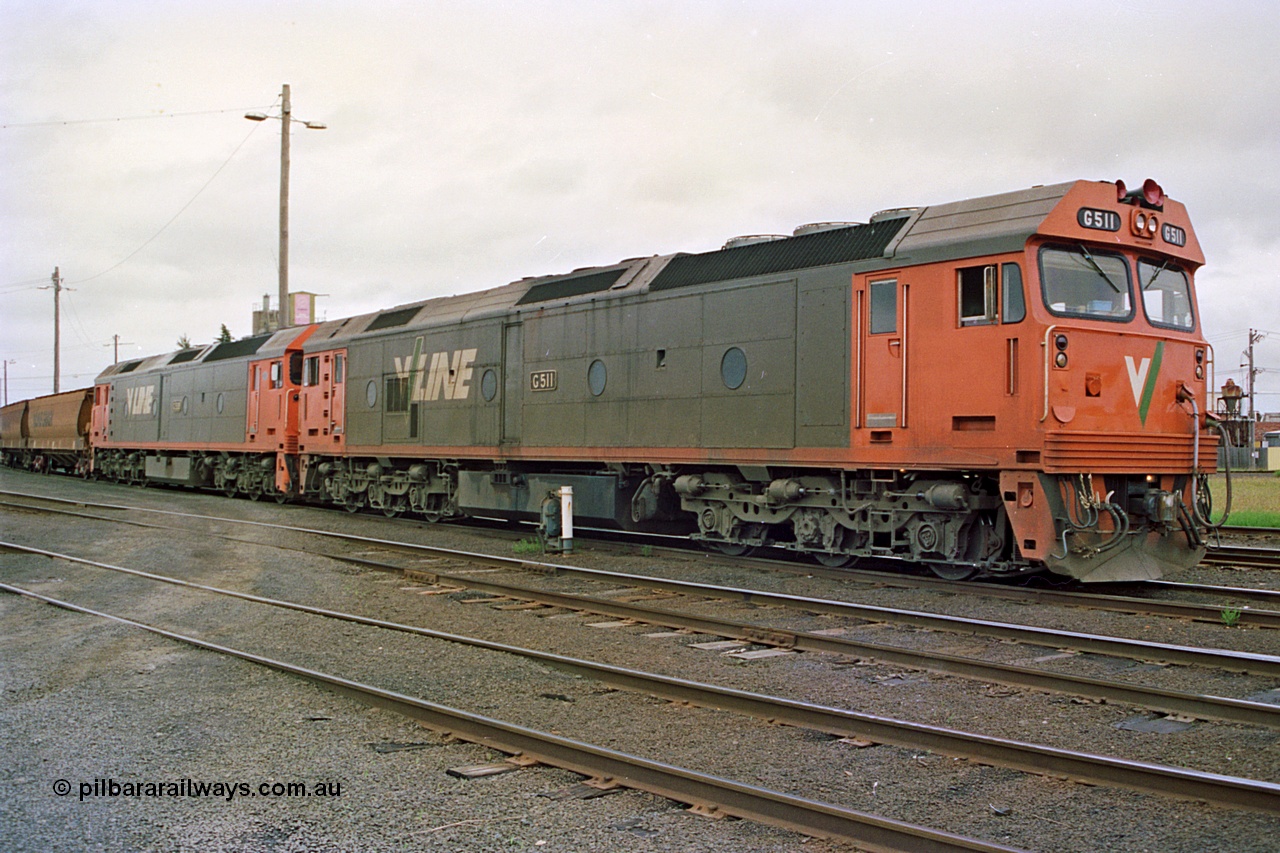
{"left": 1208, "top": 472, "right": 1280, "bottom": 527}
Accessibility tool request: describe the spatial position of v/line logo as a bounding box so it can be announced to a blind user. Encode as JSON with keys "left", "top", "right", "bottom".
{"left": 394, "top": 344, "right": 478, "bottom": 402}
{"left": 1124, "top": 341, "right": 1164, "bottom": 426}
{"left": 124, "top": 385, "right": 157, "bottom": 416}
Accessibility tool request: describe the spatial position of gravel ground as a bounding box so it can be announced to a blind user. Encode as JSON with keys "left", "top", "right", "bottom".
{"left": 2, "top": 469, "right": 1278, "bottom": 852}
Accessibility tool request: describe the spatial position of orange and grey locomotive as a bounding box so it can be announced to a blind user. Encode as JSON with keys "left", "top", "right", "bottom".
{"left": 29, "top": 179, "right": 1224, "bottom": 582}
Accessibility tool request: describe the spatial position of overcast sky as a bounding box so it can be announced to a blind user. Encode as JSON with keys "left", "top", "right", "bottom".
{"left": 2, "top": 0, "right": 1278, "bottom": 414}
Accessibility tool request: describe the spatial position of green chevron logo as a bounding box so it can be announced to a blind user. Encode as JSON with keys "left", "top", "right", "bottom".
{"left": 1125, "top": 341, "right": 1164, "bottom": 426}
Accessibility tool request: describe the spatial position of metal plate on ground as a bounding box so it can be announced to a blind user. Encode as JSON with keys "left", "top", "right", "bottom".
{"left": 726, "top": 648, "right": 797, "bottom": 660}
{"left": 1114, "top": 715, "right": 1198, "bottom": 733}
{"left": 446, "top": 762, "right": 521, "bottom": 779}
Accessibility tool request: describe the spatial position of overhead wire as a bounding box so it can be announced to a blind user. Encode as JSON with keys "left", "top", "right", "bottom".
{"left": 1, "top": 106, "right": 271, "bottom": 130}
{"left": 67, "top": 119, "right": 268, "bottom": 286}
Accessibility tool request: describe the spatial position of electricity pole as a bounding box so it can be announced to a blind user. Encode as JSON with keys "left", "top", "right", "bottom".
{"left": 245, "top": 85, "right": 325, "bottom": 330}
{"left": 105, "top": 334, "right": 133, "bottom": 365}
{"left": 1245, "top": 328, "right": 1265, "bottom": 469}
{"left": 40, "top": 267, "right": 67, "bottom": 393}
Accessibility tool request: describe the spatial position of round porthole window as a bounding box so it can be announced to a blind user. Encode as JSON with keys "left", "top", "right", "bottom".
{"left": 216, "top": 392, "right": 225, "bottom": 414}
{"left": 481, "top": 369, "right": 498, "bottom": 402}
{"left": 720, "top": 347, "right": 747, "bottom": 390}
{"left": 588, "top": 359, "right": 607, "bottom": 397}
{"left": 366, "top": 379, "right": 378, "bottom": 408}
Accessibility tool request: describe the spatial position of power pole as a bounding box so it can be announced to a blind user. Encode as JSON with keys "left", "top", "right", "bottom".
{"left": 278, "top": 83, "right": 291, "bottom": 329}
{"left": 1245, "top": 328, "right": 1265, "bottom": 469}
{"left": 39, "top": 267, "right": 67, "bottom": 393}
{"left": 245, "top": 85, "right": 325, "bottom": 332}
{"left": 53, "top": 267, "right": 61, "bottom": 393}
{"left": 105, "top": 334, "right": 133, "bottom": 365}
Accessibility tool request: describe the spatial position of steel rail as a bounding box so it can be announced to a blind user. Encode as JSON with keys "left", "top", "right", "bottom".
{"left": 0, "top": 581, "right": 1027, "bottom": 853}
{"left": 6, "top": 490, "right": 1280, "bottom": 624}
{"left": 1144, "top": 580, "right": 1280, "bottom": 606}
{"left": 4, "top": 493, "right": 1280, "bottom": 679}
{"left": 399, "top": 558, "right": 1280, "bottom": 677}
{"left": 6, "top": 533, "right": 1277, "bottom": 729}
{"left": 5, "top": 526, "right": 1277, "bottom": 731}
{"left": 387, "top": 563, "right": 1280, "bottom": 728}
{"left": 730, "top": 551, "right": 1280, "bottom": 628}
{"left": 1204, "top": 545, "right": 1280, "bottom": 570}
{"left": 6, "top": 541, "right": 1280, "bottom": 810}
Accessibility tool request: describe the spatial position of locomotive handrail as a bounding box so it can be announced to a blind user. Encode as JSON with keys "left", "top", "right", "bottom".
{"left": 1040, "top": 323, "right": 1060, "bottom": 423}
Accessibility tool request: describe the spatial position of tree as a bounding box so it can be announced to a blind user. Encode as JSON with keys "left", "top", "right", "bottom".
{"left": 176, "top": 334, "right": 192, "bottom": 350}
{"left": 217, "top": 324, "right": 233, "bottom": 344}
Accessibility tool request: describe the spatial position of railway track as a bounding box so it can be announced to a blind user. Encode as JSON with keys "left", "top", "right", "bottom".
{"left": 4, "top": 544, "right": 1279, "bottom": 817}
{"left": 4, "top": 493, "right": 1280, "bottom": 728}
{"left": 1204, "top": 544, "right": 1280, "bottom": 570}
{"left": 7, "top": 479, "right": 1280, "bottom": 850}
{"left": 0, "top": 581, "right": 1025, "bottom": 852}
{"left": 4, "top": 490, "right": 1280, "bottom": 674}
{"left": 4, "top": 486, "right": 1280, "bottom": 630}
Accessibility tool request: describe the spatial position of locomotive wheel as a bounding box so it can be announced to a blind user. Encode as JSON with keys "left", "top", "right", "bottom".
{"left": 274, "top": 490, "right": 290, "bottom": 505}
{"left": 709, "top": 541, "right": 755, "bottom": 557}
{"left": 928, "top": 562, "right": 976, "bottom": 581}
{"left": 814, "top": 552, "right": 856, "bottom": 568}
{"left": 381, "top": 500, "right": 404, "bottom": 518}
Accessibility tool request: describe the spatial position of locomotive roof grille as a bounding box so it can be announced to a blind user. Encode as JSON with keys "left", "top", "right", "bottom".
{"left": 203, "top": 333, "right": 274, "bottom": 363}
{"left": 649, "top": 216, "right": 909, "bottom": 292}
{"left": 515, "top": 267, "right": 629, "bottom": 306}
{"left": 168, "top": 349, "right": 202, "bottom": 365}
{"left": 115, "top": 359, "right": 144, "bottom": 374}
{"left": 366, "top": 306, "right": 422, "bottom": 331}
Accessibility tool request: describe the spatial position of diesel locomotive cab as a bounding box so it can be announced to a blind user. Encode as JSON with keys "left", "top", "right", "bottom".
{"left": 1016, "top": 179, "right": 1220, "bottom": 582}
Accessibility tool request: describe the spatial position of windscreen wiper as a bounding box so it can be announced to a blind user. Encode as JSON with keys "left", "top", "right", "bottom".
{"left": 1144, "top": 259, "right": 1171, "bottom": 290}
{"left": 1078, "top": 244, "right": 1121, "bottom": 293}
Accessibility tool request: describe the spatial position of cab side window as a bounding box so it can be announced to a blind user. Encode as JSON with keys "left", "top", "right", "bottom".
{"left": 958, "top": 265, "right": 997, "bottom": 325}
{"left": 1002, "top": 263, "right": 1025, "bottom": 324}
{"left": 957, "top": 262, "right": 1026, "bottom": 325}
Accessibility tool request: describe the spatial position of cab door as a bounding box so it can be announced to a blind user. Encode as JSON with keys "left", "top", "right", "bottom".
{"left": 299, "top": 349, "right": 346, "bottom": 450}
{"left": 248, "top": 363, "right": 263, "bottom": 440}
{"left": 328, "top": 351, "right": 346, "bottom": 440}
{"left": 857, "top": 276, "right": 908, "bottom": 433}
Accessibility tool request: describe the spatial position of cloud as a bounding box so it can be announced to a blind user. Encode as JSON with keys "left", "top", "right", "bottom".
{"left": 1, "top": 0, "right": 1278, "bottom": 407}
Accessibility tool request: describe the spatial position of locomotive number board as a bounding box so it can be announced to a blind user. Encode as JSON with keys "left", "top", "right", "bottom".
{"left": 1077, "top": 207, "right": 1121, "bottom": 232}
{"left": 529, "top": 370, "right": 558, "bottom": 392}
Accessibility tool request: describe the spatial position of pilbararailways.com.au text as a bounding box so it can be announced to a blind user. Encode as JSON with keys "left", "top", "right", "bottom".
{"left": 53, "top": 778, "right": 343, "bottom": 802}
